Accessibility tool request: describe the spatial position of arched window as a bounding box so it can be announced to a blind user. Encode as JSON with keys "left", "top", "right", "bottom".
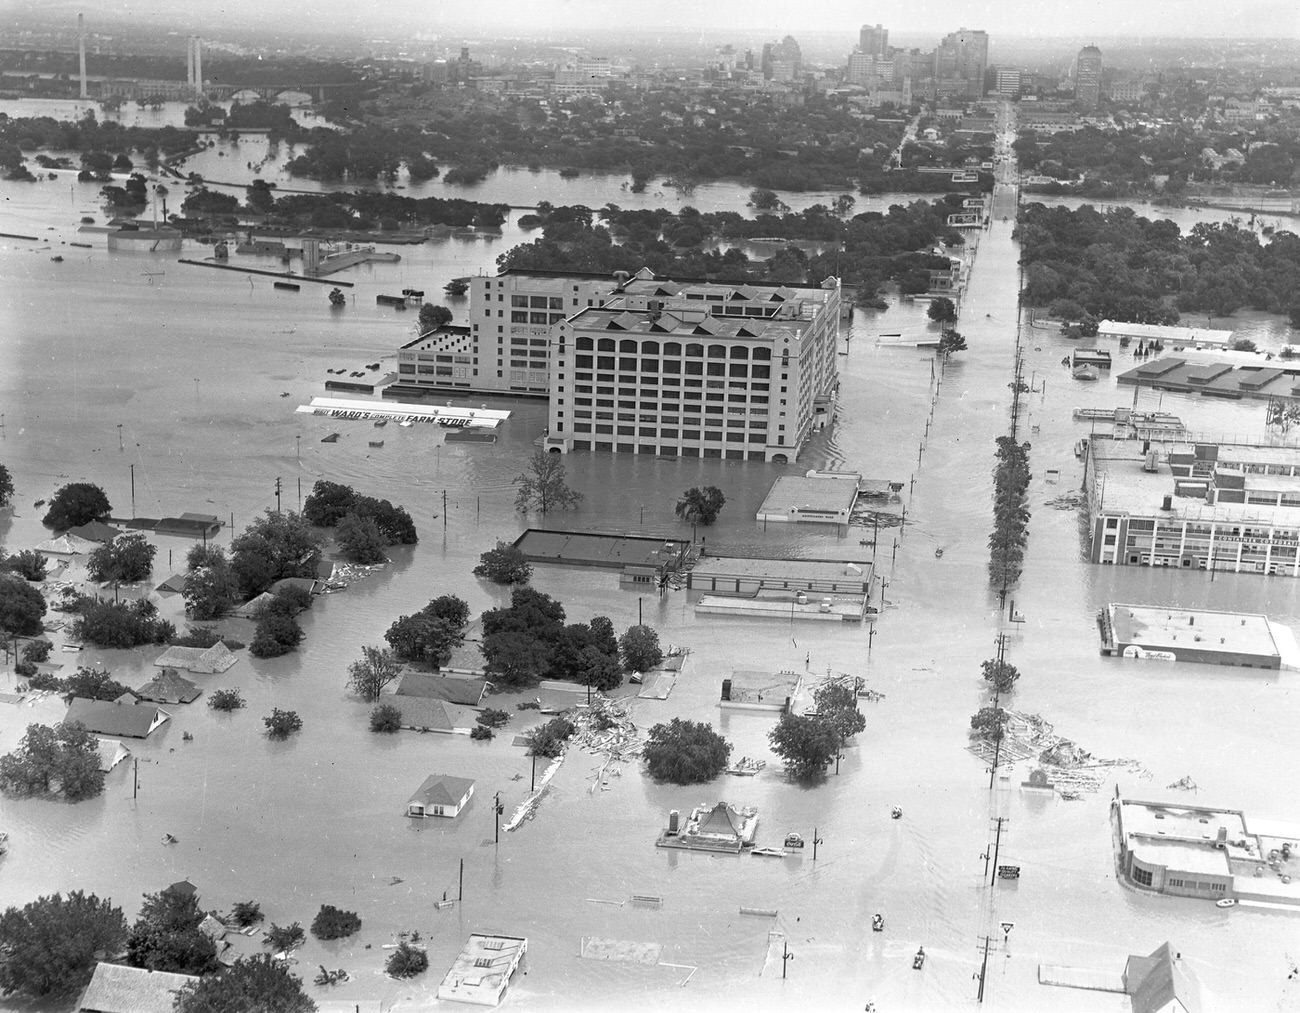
{"left": 686, "top": 343, "right": 704, "bottom": 358}
{"left": 641, "top": 340, "right": 660, "bottom": 355}
{"left": 597, "top": 338, "right": 615, "bottom": 352}
{"left": 753, "top": 347, "right": 771, "bottom": 361}
{"left": 664, "top": 342, "right": 682, "bottom": 356}
{"left": 707, "top": 344, "right": 727, "bottom": 359}
{"left": 620, "top": 339, "right": 638, "bottom": 353}
{"left": 576, "top": 337, "right": 594, "bottom": 351}
{"left": 730, "top": 346, "right": 749, "bottom": 359}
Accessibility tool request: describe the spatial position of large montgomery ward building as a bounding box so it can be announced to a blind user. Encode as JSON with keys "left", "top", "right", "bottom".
{"left": 1087, "top": 437, "right": 1300, "bottom": 576}
{"left": 542, "top": 274, "right": 841, "bottom": 462}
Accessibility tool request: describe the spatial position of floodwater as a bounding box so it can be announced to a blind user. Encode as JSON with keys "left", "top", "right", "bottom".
{"left": 0, "top": 132, "right": 1298, "bottom": 1013}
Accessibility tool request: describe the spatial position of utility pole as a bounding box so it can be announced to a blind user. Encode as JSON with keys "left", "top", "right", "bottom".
{"left": 782, "top": 939, "right": 795, "bottom": 979}
{"left": 442, "top": 489, "right": 448, "bottom": 532}
{"left": 531, "top": 753, "right": 537, "bottom": 792}
{"left": 117, "top": 423, "right": 123, "bottom": 451}
{"left": 274, "top": 477, "right": 282, "bottom": 514}
{"left": 297, "top": 476, "right": 301, "bottom": 511}
{"left": 976, "top": 934, "right": 992, "bottom": 1002}
{"left": 133, "top": 757, "right": 139, "bottom": 800}
{"left": 989, "top": 816, "right": 1008, "bottom": 886}
{"left": 989, "top": 633, "right": 1007, "bottom": 789}
{"left": 458, "top": 857, "right": 464, "bottom": 902}
{"left": 812, "top": 827, "right": 824, "bottom": 861}
{"left": 129, "top": 464, "right": 135, "bottom": 519}
{"left": 493, "top": 791, "right": 504, "bottom": 846}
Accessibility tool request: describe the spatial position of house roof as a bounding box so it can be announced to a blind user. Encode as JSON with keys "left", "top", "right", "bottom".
{"left": 394, "top": 698, "right": 478, "bottom": 732}
{"left": 153, "top": 642, "right": 237, "bottom": 674}
{"left": 94, "top": 737, "right": 131, "bottom": 773}
{"left": 269, "top": 577, "right": 322, "bottom": 596}
{"left": 1126, "top": 943, "right": 1200, "bottom": 1013}
{"left": 135, "top": 670, "right": 201, "bottom": 704}
{"left": 78, "top": 962, "right": 199, "bottom": 1013}
{"left": 155, "top": 573, "right": 188, "bottom": 595}
{"left": 409, "top": 774, "right": 476, "bottom": 808}
{"left": 197, "top": 914, "right": 226, "bottom": 941}
{"left": 64, "top": 698, "right": 168, "bottom": 739}
{"left": 34, "top": 533, "right": 99, "bottom": 555}
{"left": 66, "top": 521, "right": 124, "bottom": 543}
{"left": 396, "top": 673, "right": 487, "bottom": 707}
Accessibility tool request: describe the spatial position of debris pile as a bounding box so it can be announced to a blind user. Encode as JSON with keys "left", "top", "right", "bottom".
{"left": 571, "top": 696, "right": 641, "bottom": 795}
{"left": 322, "top": 560, "right": 385, "bottom": 591}
{"left": 968, "top": 709, "right": 1147, "bottom": 796}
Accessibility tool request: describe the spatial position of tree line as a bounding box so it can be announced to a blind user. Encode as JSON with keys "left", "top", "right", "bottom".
{"left": 1018, "top": 202, "right": 1300, "bottom": 323}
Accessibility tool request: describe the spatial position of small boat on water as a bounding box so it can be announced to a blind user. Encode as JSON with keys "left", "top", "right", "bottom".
{"left": 368, "top": 440, "right": 385, "bottom": 448}
{"left": 1216, "top": 898, "right": 1237, "bottom": 908}
{"left": 934, "top": 547, "right": 944, "bottom": 558}
{"left": 913, "top": 947, "right": 926, "bottom": 970}
{"left": 1072, "top": 365, "right": 1099, "bottom": 381}
{"left": 890, "top": 806, "right": 903, "bottom": 820}
{"left": 872, "top": 913, "right": 884, "bottom": 932}
{"left": 373, "top": 419, "right": 388, "bottom": 428}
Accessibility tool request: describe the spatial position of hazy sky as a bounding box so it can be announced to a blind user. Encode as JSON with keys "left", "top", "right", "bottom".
{"left": 63, "top": 0, "right": 1300, "bottom": 40}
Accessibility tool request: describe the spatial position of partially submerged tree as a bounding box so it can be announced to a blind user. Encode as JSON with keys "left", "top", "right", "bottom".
{"left": 514, "top": 449, "right": 583, "bottom": 515}
{"left": 0, "top": 464, "right": 12, "bottom": 509}
{"left": 5, "top": 550, "right": 46, "bottom": 582}
{"left": 0, "top": 721, "right": 104, "bottom": 800}
{"left": 643, "top": 719, "right": 731, "bottom": 784}
{"left": 263, "top": 709, "right": 303, "bottom": 739}
{"left": 0, "top": 891, "right": 127, "bottom": 998}
{"left": 386, "top": 941, "right": 429, "bottom": 979}
{"left": 86, "top": 533, "right": 156, "bottom": 583}
{"left": 310, "top": 905, "right": 360, "bottom": 940}
{"left": 812, "top": 681, "right": 866, "bottom": 744}
{"left": 619, "top": 624, "right": 663, "bottom": 672}
{"left": 174, "top": 953, "right": 314, "bottom": 1013}
{"left": 346, "top": 645, "right": 402, "bottom": 702}
{"left": 42, "top": 482, "right": 111, "bottom": 530}
{"left": 335, "top": 513, "right": 386, "bottom": 563}
{"left": 970, "top": 706, "right": 1009, "bottom": 742}
{"left": 980, "top": 658, "right": 1020, "bottom": 694}
{"left": 675, "top": 486, "right": 726, "bottom": 526}
{"left": 927, "top": 296, "right": 957, "bottom": 323}
{"left": 474, "top": 541, "right": 533, "bottom": 585}
{"left": 0, "top": 575, "right": 46, "bottom": 635}
{"left": 384, "top": 595, "right": 469, "bottom": 666}
{"left": 369, "top": 703, "right": 402, "bottom": 733}
{"left": 768, "top": 712, "right": 841, "bottom": 780}
{"left": 126, "top": 887, "right": 220, "bottom": 975}
{"left": 228, "top": 510, "right": 322, "bottom": 601}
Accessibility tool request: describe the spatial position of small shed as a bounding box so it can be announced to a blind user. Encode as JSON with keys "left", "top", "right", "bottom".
{"left": 135, "top": 669, "right": 201, "bottom": 705}
{"left": 155, "top": 574, "right": 189, "bottom": 595}
{"left": 65, "top": 697, "right": 169, "bottom": 739}
{"left": 406, "top": 774, "right": 476, "bottom": 818}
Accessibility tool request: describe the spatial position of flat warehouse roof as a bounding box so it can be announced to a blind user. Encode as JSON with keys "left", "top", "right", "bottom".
{"left": 693, "top": 554, "right": 870, "bottom": 582}
{"left": 514, "top": 529, "right": 686, "bottom": 568}
{"left": 759, "top": 475, "right": 859, "bottom": 514}
{"left": 1109, "top": 604, "right": 1279, "bottom": 659}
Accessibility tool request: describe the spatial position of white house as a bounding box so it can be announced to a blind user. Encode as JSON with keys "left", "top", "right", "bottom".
{"left": 406, "top": 774, "right": 476, "bottom": 818}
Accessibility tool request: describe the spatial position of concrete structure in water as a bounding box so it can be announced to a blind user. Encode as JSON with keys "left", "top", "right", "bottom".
{"left": 1117, "top": 354, "right": 1300, "bottom": 404}
{"left": 1086, "top": 438, "right": 1300, "bottom": 577}
{"left": 1113, "top": 797, "right": 1300, "bottom": 906}
{"left": 547, "top": 274, "right": 841, "bottom": 462}
{"left": 1098, "top": 603, "right": 1292, "bottom": 669}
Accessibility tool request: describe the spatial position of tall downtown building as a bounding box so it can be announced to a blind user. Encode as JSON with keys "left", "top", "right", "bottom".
{"left": 859, "top": 23, "right": 888, "bottom": 56}
{"left": 1075, "top": 45, "right": 1103, "bottom": 109}
{"left": 935, "top": 28, "right": 988, "bottom": 98}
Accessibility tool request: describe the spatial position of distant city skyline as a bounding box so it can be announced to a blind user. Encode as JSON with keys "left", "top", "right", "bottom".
{"left": 30, "top": 0, "right": 1300, "bottom": 40}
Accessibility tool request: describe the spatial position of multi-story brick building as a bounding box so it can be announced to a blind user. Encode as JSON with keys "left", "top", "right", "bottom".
{"left": 544, "top": 274, "right": 841, "bottom": 462}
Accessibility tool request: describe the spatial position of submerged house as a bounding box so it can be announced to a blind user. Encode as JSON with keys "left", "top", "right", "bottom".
{"left": 77, "top": 962, "right": 199, "bottom": 1013}
{"left": 396, "top": 672, "right": 488, "bottom": 707}
{"left": 65, "top": 697, "right": 169, "bottom": 739}
{"left": 1124, "top": 943, "right": 1200, "bottom": 1013}
{"left": 152, "top": 642, "right": 237, "bottom": 674}
{"left": 94, "top": 738, "right": 131, "bottom": 773}
{"left": 134, "top": 669, "right": 201, "bottom": 705}
{"left": 406, "top": 774, "right": 476, "bottom": 818}
{"left": 390, "top": 698, "right": 479, "bottom": 735}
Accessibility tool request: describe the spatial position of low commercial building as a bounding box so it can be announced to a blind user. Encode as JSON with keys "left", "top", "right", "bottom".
{"left": 1098, "top": 603, "right": 1288, "bottom": 669}
{"left": 1086, "top": 438, "right": 1300, "bottom": 576}
{"left": 1116, "top": 354, "right": 1300, "bottom": 404}
{"left": 687, "top": 553, "right": 871, "bottom": 596}
{"left": 512, "top": 529, "right": 690, "bottom": 587}
{"left": 756, "top": 473, "right": 860, "bottom": 525}
{"left": 1097, "top": 320, "right": 1234, "bottom": 349}
{"left": 1113, "top": 798, "right": 1300, "bottom": 905}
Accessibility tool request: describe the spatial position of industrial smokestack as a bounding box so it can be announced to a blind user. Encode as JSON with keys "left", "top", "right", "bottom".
{"left": 78, "top": 13, "right": 88, "bottom": 99}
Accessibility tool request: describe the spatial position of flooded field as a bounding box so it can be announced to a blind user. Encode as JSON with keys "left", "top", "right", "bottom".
{"left": 0, "top": 138, "right": 1298, "bottom": 1011}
